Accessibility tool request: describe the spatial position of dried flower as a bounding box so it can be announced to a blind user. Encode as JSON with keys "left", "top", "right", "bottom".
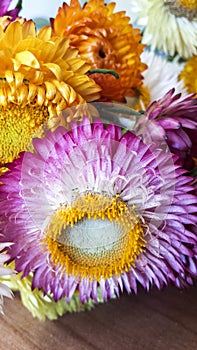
{"left": 130, "top": 0, "right": 197, "bottom": 58}
{"left": 0, "top": 19, "right": 100, "bottom": 175}
{"left": 51, "top": 0, "right": 146, "bottom": 101}
{"left": 135, "top": 89, "right": 197, "bottom": 169}
{"left": 1, "top": 117, "right": 196, "bottom": 303}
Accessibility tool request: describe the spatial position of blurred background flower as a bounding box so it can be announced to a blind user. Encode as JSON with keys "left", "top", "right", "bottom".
{"left": 135, "top": 89, "right": 197, "bottom": 169}
{"left": 1, "top": 267, "right": 98, "bottom": 320}
{"left": 0, "top": 0, "right": 21, "bottom": 19}
{"left": 127, "top": 50, "right": 187, "bottom": 110}
{"left": 178, "top": 54, "right": 197, "bottom": 96}
{"left": 130, "top": 0, "right": 197, "bottom": 59}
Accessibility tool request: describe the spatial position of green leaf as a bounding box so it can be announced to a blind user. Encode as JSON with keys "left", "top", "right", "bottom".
{"left": 88, "top": 69, "right": 119, "bottom": 79}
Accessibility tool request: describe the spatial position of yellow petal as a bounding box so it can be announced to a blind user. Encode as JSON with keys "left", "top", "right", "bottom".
{"left": 44, "top": 81, "right": 57, "bottom": 100}
{"left": 12, "top": 57, "right": 21, "bottom": 71}
{"left": 38, "top": 26, "right": 52, "bottom": 41}
{"left": 22, "top": 20, "right": 36, "bottom": 39}
{"left": 5, "top": 71, "right": 14, "bottom": 84}
{"left": 17, "top": 84, "right": 28, "bottom": 104}
{"left": 43, "top": 63, "right": 62, "bottom": 80}
{"left": 51, "top": 38, "right": 70, "bottom": 60}
{"left": 0, "top": 26, "right": 4, "bottom": 39}
{"left": 35, "top": 41, "right": 55, "bottom": 62}
{"left": 54, "top": 81, "right": 71, "bottom": 102}
{"left": 16, "top": 37, "right": 42, "bottom": 52}
{"left": 28, "top": 70, "right": 44, "bottom": 84}
{"left": 36, "top": 86, "right": 45, "bottom": 106}
{"left": 3, "top": 22, "right": 22, "bottom": 50}
{"left": 27, "top": 83, "right": 37, "bottom": 101}
{"left": 15, "top": 51, "right": 40, "bottom": 69}
{"left": 14, "top": 72, "right": 24, "bottom": 88}
{"left": 63, "top": 46, "right": 78, "bottom": 60}
{"left": 67, "top": 58, "right": 88, "bottom": 72}
{"left": 0, "top": 88, "right": 7, "bottom": 105}
{"left": 68, "top": 86, "right": 77, "bottom": 104}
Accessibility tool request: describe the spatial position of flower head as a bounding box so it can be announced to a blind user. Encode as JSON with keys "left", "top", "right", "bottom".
{"left": 130, "top": 0, "right": 197, "bottom": 58}
{"left": 0, "top": 243, "right": 13, "bottom": 314}
{"left": 51, "top": 0, "right": 146, "bottom": 102}
{"left": 0, "top": 19, "right": 100, "bottom": 174}
{"left": 0, "top": 117, "right": 197, "bottom": 303}
{"left": 0, "top": 0, "right": 21, "bottom": 20}
{"left": 178, "top": 55, "right": 197, "bottom": 96}
{"left": 128, "top": 50, "right": 187, "bottom": 110}
{"left": 135, "top": 89, "right": 197, "bottom": 169}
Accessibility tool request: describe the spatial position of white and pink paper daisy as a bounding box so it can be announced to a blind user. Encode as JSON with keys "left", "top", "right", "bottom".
{"left": 0, "top": 117, "right": 196, "bottom": 304}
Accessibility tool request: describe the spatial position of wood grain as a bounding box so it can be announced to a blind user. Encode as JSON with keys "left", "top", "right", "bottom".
{"left": 1, "top": 284, "right": 197, "bottom": 350}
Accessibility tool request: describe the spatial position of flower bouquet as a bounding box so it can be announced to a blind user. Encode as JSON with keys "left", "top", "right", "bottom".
{"left": 0, "top": 0, "right": 196, "bottom": 320}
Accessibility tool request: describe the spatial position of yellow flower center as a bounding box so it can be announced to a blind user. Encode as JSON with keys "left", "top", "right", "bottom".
{"left": 43, "top": 193, "right": 145, "bottom": 281}
{"left": 178, "top": 0, "right": 197, "bottom": 10}
{"left": 0, "top": 103, "right": 49, "bottom": 167}
{"left": 178, "top": 56, "right": 197, "bottom": 96}
{"left": 164, "top": 0, "right": 197, "bottom": 20}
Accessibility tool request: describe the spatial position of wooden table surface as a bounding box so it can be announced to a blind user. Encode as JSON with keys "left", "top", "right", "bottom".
{"left": 1, "top": 284, "right": 197, "bottom": 350}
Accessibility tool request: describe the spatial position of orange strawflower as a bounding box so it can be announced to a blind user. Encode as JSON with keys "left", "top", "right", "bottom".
{"left": 51, "top": 0, "right": 147, "bottom": 102}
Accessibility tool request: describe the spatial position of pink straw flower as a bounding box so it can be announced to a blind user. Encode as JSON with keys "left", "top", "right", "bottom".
{"left": 0, "top": 118, "right": 196, "bottom": 303}
{"left": 136, "top": 89, "right": 197, "bottom": 169}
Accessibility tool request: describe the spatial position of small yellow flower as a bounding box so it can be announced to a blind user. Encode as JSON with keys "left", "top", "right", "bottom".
{"left": 0, "top": 19, "right": 100, "bottom": 172}
{"left": 178, "top": 55, "right": 197, "bottom": 96}
{"left": 51, "top": 0, "right": 146, "bottom": 102}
